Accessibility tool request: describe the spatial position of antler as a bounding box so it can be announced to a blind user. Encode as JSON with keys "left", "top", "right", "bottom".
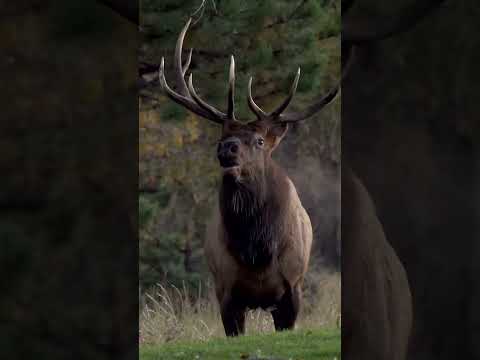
{"left": 248, "top": 68, "right": 340, "bottom": 124}
{"left": 159, "top": 18, "right": 237, "bottom": 125}
{"left": 161, "top": 18, "right": 344, "bottom": 125}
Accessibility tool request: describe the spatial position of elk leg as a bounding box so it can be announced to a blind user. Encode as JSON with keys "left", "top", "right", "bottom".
{"left": 271, "top": 285, "right": 301, "bottom": 331}
{"left": 220, "top": 298, "right": 246, "bottom": 336}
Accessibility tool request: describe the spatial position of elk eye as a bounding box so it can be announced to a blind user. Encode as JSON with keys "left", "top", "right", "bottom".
{"left": 257, "top": 138, "right": 265, "bottom": 146}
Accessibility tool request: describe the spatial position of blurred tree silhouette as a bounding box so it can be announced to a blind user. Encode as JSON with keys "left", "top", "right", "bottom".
{"left": 1, "top": 1, "right": 137, "bottom": 358}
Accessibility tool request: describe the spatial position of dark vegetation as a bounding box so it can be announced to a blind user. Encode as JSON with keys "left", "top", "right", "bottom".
{"left": 1, "top": 1, "right": 137, "bottom": 359}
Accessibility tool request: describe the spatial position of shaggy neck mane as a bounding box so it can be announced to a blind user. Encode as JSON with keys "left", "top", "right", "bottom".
{"left": 219, "top": 161, "right": 290, "bottom": 268}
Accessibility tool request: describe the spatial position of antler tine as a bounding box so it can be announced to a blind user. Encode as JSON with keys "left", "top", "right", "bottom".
{"left": 247, "top": 77, "right": 267, "bottom": 119}
{"left": 159, "top": 18, "right": 233, "bottom": 125}
{"left": 182, "top": 48, "right": 193, "bottom": 77}
{"left": 174, "top": 18, "right": 192, "bottom": 96}
{"left": 278, "top": 86, "right": 339, "bottom": 123}
{"left": 269, "top": 68, "right": 301, "bottom": 119}
{"left": 159, "top": 58, "right": 223, "bottom": 124}
{"left": 227, "top": 55, "right": 236, "bottom": 120}
{"left": 277, "top": 46, "right": 356, "bottom": 123}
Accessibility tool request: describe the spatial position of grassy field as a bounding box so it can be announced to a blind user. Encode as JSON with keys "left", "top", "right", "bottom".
{"left": 140, "top": 328, "right": 340, "bottom": 360}
{"left": 139, "top": 270, "right": 340, "bottom": 359}
{"left": 140, "top": 271, "right": 340, "bottom": 344}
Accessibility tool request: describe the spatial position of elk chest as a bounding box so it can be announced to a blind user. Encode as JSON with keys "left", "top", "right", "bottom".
{"left": 232, "top": 263, "right": 287, "bottom": 310}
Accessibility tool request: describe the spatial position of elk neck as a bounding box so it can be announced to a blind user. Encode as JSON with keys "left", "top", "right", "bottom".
{"left": 219, "top": 159, "right": 291, "bottom": 268}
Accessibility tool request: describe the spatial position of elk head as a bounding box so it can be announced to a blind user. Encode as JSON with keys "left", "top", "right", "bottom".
{"left": 159, "top": 19, "right": 340, "bottom": 182}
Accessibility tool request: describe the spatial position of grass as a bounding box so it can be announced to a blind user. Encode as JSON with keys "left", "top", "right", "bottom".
{"left": 140, "top": 269, "right": 340, "bottom": 344}
{"left": 140, "top": 328, "right": 340, "bottom": 360}
{"left": 139, "top": 268, "right": 340, "bottom": 359}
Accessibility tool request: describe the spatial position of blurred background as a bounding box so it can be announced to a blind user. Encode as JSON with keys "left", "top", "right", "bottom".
{"left": 343, "top": 1, "right": 480, "bottom": 358}
{"left": 1, "top": 1, "right": 137, "bottom": 359}
{"left": 138, "top": 0, "right": 341, "bottom": 343}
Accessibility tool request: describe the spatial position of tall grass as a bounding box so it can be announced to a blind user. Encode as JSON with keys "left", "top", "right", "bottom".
{"left": 139, "top": 268, "right": 340, "bottom": 345}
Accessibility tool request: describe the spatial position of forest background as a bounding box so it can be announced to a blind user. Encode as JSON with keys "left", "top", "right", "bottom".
{"left": 139, "top": 0, "right": 341, "bottom": 343}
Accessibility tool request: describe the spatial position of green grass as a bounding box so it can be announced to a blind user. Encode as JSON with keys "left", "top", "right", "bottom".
{"left": 140, "top": 328, "right": 340, "bottom": 360}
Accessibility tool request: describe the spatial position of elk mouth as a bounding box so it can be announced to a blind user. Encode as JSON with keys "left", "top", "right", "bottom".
{"left": 219, "top": 159, "right": 241, "bottom": 177}
{"left": 219, "top": 157, "right": 239, "bottom": 168}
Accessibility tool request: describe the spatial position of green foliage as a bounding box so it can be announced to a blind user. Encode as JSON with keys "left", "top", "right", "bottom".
{"left": 139, "top": 193, "right": 205, "bottom": 293}
{"left": 140, "top": 231, "right": 202, "bottom": 292}
{"left": 221, "top": 0, "right": 246, "bottom": 15}
{"left": 139, "top": 195, "right": 158, "bottom": 229}
{"left": 249, "top": 42, "right": 274, "bottom": 68}
{"left": 140, "top": 328, "right": 341, "bottom": 360}
{"left": 160, "top": 102, "right": 188, "bottom": 123}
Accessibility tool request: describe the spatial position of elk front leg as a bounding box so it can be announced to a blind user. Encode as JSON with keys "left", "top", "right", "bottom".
{"left": 271, "top": 284, "right": 301, "bottom": 331}
{"left": 220, "top": 297, "right": 246, "bottom": 336}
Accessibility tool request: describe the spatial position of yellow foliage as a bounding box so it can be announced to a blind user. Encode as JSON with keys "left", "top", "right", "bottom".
{"left": 139, "top": 110, "right": 161, "bottom": 128}
{"left": 139, "top": 142, "right": 147, "bottom": 155}
{"left": 145, "top": 144, "right": 155, "bottom": 154}
{"left": 184, "top": 114, "right": 200, "bottom": 142}
{"left": 172, "top": 128, "right": 183, "bottom": 147}
{"left": 155, "top": 143, "right": 168, "bottom": 157}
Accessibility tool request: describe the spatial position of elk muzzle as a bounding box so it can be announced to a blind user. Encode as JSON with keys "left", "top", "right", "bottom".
{"left": 217, "top": 137, "right": 241, "bottom": 168}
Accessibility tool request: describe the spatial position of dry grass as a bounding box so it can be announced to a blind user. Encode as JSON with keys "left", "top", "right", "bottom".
{"left": 139, "top": 268, "right": 340, "bottom": 345}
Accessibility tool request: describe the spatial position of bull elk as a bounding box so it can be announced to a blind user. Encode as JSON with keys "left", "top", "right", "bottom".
{"left": 342, "top": 166, "right": 413, "bottom": 360}
{"left": 340, "top": 1, "right": 447, "bottom": 358}
{"left": 159, "top": 18, "right": 339, "bottom": 336}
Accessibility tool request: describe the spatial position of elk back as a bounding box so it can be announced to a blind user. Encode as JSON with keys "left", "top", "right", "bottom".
{"left": 342, "top": 167, "right": 413, "bottom": 360}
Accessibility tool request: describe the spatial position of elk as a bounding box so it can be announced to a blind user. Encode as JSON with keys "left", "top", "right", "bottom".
{"left": 340, "top": 1, "right": 447, "bottom": 358}
{"left": 341, "top": 166, "right": 413, "bottom": 360}
{"left": 159, "top": 18, "right": 339, "bottom": 336}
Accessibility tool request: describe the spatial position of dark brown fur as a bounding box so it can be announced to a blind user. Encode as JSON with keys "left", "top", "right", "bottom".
{"left": 342, "top": 166, "right": 412, "bottom": 360}
{"left": 220, "top": 160, "right": 290, "bottom": 268}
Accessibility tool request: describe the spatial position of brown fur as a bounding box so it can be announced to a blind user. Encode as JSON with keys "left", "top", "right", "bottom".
{"left": 342, "top": 166, "right": 413, "bottom": 360}
{"left": 204, "top": 120, "right": 312, "bottom": 336}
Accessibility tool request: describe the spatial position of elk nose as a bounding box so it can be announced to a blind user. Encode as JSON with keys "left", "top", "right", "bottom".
{"left": 218, "top": 138, "right": 240, "bottom": 156}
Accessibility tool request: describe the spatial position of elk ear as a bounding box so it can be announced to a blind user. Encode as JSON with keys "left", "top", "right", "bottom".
{"left": 266, "top": 123, "right": 289, "bottom": 152}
